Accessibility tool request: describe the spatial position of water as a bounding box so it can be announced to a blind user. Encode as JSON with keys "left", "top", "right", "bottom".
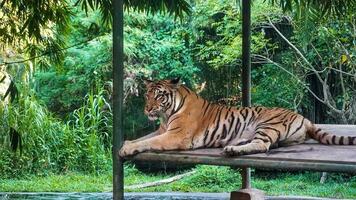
{"left": 0, "top": 192, "right": 229, "bottom": 200}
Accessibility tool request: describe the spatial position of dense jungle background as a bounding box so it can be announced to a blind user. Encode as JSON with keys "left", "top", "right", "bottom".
{"left": 0, "top": 0, "right": 355, "bottom": 197}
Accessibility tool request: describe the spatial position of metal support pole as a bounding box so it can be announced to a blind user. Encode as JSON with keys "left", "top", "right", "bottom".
{"left": 241, "top": 0, "right": 251, "bottom": 189}
{"left": 242, "top": 0, "right": 251, "bottom": 106}
{"left": 113, "top": 0, "right": 124, "bottom": 199}
{"left": 241, "top": 168, "right": 251, "bottom": 189}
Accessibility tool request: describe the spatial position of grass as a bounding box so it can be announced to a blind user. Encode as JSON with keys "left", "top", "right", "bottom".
{"left": 0, "top": 165, "right": 355, "bottom": 199}
{"left": 0, "top": 172, "right": 111, "bottom": 192}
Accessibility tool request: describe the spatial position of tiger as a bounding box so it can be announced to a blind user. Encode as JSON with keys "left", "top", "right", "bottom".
{"left": 119, "top": 78, "right": 356, "bottom": 157}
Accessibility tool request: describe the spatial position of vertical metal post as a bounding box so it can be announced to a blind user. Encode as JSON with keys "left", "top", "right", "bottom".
{"left": 241, "top": 168, "right": 251, "bottom": 189}
{"left": 241, "top": 0, "right": 251, "bottom": 189}
{"left": 242, "top": 0, "right": 251, "bottom": 107}
{"left": 113, "top": 0, "right": 124, "bottom": 199}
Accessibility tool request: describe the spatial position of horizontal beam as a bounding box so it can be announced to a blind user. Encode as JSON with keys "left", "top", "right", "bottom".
{"left": 129, "top": 152, "right": 356, "bottom": 173}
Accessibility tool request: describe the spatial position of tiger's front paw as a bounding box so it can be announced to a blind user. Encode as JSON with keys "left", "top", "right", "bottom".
{"left": 123, "top": 140, "right": 133, "bottom": 146}
{"left": 222, "top": 145, "right": 244, "bottom": 156}
{"left": 118, "top": 141, "right": 140, "bottom": 157}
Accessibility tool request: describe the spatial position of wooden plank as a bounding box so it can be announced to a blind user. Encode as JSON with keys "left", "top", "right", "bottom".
{"left": 130, "top": 151, "right": 356, "bottom": 173}
{"left": 128, "top": 125, "right": 356, "bottom": 173}
{"left": 131, "top": 144, "right": 356, "bottom": 163}
{"left": 154, "top": 145, "right": 356, "bottom": 163}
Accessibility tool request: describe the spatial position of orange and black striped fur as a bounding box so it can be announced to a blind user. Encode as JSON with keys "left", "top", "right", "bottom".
{"left": 119, "top": 78, "right": 356, "bottom": 157}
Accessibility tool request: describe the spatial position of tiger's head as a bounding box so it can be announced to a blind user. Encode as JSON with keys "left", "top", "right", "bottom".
{"left": 143, "top": 78, "right": 181, "bottom": 121}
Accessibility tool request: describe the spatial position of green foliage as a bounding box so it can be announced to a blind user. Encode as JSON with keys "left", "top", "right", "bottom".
{"left": 1, "top": 165, "right": 355, "bottom": 199}
{"left": 0, "top": 0, "right": 325, "bottom": 179}
{"left": 0, "top": 0, "right": 191, "bottom": 69}
{"left": 34, "top": 6, "right": 198, "bottom": 116}
{"left": 78, "top": 0, "right": 191, "bottom": 25}
{"left": 34, "top": 35, "right": 112, "bottom": 114}
{"left": 61, "top": 90, "right": 112, "bottom": 172}
{"left": 252, "top": 64, "right": 305, "bottom": 110}
{"left": 253, "top": 171, "right": 356, "bottom": 198}
{"left": 132, "top": 166, "right": 356, "bottom": 198}
{"left": 275, "top": 14, "right": 356, "bottom": 122}
{"left": 124, "top": 12, "right": 199, "bottom": 82}
{"left": 187, "top": 0, "right": 284, "bottom": 102}
{"left": 0, "top": 0, "right": 71, "bottom": 44}
{"left": 0, "top": 172, "right": 112, "bottom": 192}
{"left": 191, "top": 0, "right": 279, "bottom": 69}
{"left": 0, "top": 87, "right": 111, "bottom": 178}
{"left": 1, "top": 0, "right": 355, "bottom": 184}
{"left": 266, "top": 0, "right": 356, "bottom": 19}
{"left": 0, "top": 91, "right": 64, "bottom": 177}
{"left": 175, "top": 166, "right": 241, "bottom": 192}
{"left": 131, "top": 165, "right": 356, "bottom": 198}
{"left": 0, "top": 0, "right": 72, "bottom": 69}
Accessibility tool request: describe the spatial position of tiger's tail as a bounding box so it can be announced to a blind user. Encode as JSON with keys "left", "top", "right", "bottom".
{"left": 307, "top": 123, "right": 356, "bottom": 145}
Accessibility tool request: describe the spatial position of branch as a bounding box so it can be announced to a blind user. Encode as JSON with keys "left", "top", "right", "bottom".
{"left": 265, "top": 16, "right": 324, "bottom": 84}
{"left": 125, "top": 170, "right": 196, "bottom": 190}
{"left": 252, "top": 54, "right": 325, "bottom": 104}
{"left": 339, "top": 63, "right": 347, "bottom": 111}
{"left": 310, "top": 43, "right": 356, "bottom": 77}
{"left": 253, "top": 54, "right": 344, "bottom": 114}
{"left": 265, "top": 16, "right": 344, "bottom": 115}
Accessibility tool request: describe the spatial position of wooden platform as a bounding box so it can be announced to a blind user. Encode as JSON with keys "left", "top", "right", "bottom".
{"left": 129, "top": 124, "right": 356, "bottom": 173}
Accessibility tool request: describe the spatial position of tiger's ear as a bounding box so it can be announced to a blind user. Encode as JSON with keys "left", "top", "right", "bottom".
{"left": 170, "top": 77, "right": 181, "bottom": 88}
{"left": 142, "top": 78, "right": 153, "bottom": 86}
